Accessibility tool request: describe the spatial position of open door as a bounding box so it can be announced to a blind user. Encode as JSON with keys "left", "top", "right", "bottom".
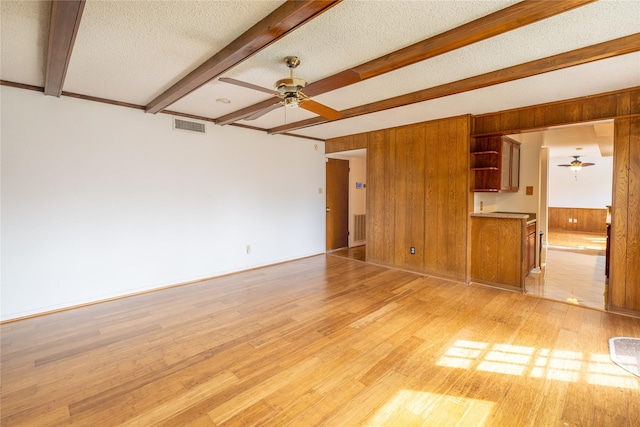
{"left": 326, "top": 158, "right": 349, "bottom": 250}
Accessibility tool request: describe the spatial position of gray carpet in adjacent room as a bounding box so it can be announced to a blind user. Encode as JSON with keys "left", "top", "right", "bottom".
{"left": 609, "top": 337, "right": 640, "bottom": 377}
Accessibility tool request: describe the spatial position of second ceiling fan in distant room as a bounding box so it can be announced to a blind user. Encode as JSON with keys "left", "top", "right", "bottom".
{"left": 558, "top": 155, "right": 595, "bottom": 179}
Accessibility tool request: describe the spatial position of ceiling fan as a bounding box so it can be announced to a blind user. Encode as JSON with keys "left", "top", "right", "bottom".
{"left": 558, "top": 155, "right": 595, "bottom": 171}
{"left": 219, "top": 56, "right": 341, "bottom": 122}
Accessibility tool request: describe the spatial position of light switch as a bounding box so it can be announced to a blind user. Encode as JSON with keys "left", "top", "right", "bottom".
{"left": 526, "top": 186, "right": 533, "bottom": 195}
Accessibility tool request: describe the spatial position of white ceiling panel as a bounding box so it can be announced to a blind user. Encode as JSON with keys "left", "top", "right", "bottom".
{"left": 0, "top": 0, "right": 50, "bottom": 86}
{"left": 63, "top": 0, "right": 285, "bottom": 104}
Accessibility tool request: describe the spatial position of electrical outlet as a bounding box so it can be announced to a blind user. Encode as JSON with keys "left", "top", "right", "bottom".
{"left": 246, "top": 244, "right": 251, "bottom": 254}
{"left": 410, "top": 247, "right": 416, "bottom": 255}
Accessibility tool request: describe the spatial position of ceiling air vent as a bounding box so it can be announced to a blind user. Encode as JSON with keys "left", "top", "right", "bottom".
{"left": 173, "top": 118, "right": 206, "bottom": 134}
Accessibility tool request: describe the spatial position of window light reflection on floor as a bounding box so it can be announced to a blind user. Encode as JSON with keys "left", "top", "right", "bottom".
{"left": 436, "top": 339, "right": 638, "bottom": 389}
{"left": 367, "top": 390, "right": 496, "bottom": 426}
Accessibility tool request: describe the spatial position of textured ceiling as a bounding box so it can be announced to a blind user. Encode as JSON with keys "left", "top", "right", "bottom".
{"left": 1, "top": 0, "right": 639, "bottom": 141}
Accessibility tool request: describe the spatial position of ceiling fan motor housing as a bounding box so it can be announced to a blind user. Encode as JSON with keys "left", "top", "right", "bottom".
{"left": 274, "top": 77, "right": 307, "bottom": 94}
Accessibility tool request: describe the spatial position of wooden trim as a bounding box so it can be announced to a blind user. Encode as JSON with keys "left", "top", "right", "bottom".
{"left": 473, "top": 86, "right": 640, "bottom": 135}
{"left": 268, "top": 34, "right": 640, "bottom": 134}
{"left": 61, "top": 91, "right": 145, "bottom": 110}
{"left": 606, "top": 305, "right": 640, "bottom": 319}
{"left": 0, "top": 80, "right": 44, "bottom": 92}
{"left": 220, "top": 0, "right": 595, "bottom": 124}
{"left": 471, "top": 280, "right": 524, "bottom": 294}
{"left": 145, "top": 0, "right": 342, "bottom": 114}
{"left": 473, "top": 86, "right": 640, "bottom": 121}
{"left": 471, "top": 113, "right": 640, "bottom": 137}
{"left": 44, "top": 0, "right": 85, "bottom": 97}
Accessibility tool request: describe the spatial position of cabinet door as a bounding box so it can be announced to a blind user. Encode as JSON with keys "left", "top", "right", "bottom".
{"left": 511, "top": 143, "right": 520, "bottom": 191}
{"left": 500, "top": 139, "right": 511, "bottom": 191}
{"left": 526, "top": 232, "right": 536, "bottom": 272}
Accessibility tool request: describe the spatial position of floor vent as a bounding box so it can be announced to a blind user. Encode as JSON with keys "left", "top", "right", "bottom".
{"left": 173, "top": 118, "right": 206, "bottom": 134}
{"left": 353, "top": 214, "right": 366, "bottom": 242}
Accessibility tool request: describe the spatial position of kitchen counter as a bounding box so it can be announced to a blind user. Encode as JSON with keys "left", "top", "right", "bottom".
{"left": 471, "top": 211, "right": 536, "bottom": 223}
{"left": 470, "top": 212, "right": 537, "bottom": 291}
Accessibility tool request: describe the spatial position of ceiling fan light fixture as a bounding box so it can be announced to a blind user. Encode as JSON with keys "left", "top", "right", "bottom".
{"left": 570, "top": 164, "right": 582, "bottom": 172}
{"left": 283, "top": 93, "right": 299, "bottom": 108}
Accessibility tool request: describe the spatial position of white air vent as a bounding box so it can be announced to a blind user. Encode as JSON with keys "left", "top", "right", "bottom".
{"left": 173, "top": 118, "right": 206, "bottom": 134}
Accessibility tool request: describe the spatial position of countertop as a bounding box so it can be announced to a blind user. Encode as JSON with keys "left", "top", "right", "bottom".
{"left": 471, "top": 211, "right": 536, "bottom": 224}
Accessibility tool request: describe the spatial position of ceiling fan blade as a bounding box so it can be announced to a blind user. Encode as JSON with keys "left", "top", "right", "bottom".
{"left": 558, "top": 164, "right": 572, "bottom": 167}
{"left": 215, "top": 97, "right": 282, "bottom": 126}
{"left": 219, "top": 77, "right": 279, "bottom": 96}
{"left": 299, "top": 99, "right": 341, "bottom": 120}
{"left": 244, "top": 102, "right": 283, "bottom": 120}
{"left": 581, "top": 163, "right": 595, "bottom": 167}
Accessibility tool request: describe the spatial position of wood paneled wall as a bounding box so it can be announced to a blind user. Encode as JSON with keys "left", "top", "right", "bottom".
{"left": 326, "top": 132, "right": 368, "bottom": 153}
{"left": 328, "top": 116, "right": 471, "bottom": 281}
{"left": 548, "top": 207, "right": 607, "bottom": 233}
{"left": 326, "top": 87, "right": 639, "bottom": 314}
{"left": 471, "top": 87, "right": 640, "bottom": 315}
{"left": 473, "top": 87, "right": 640, "bottom": 136}
{"left": 610, "top": 116, "right": 640, "bottom": 314}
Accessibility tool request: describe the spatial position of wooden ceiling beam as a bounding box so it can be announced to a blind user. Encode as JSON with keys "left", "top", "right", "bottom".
{"left": 267, "top": 34, "right": 640, "bottom": 134}
{"left": 145, "top": 0, "right": 342, "bottom": 114}
{"left": 44, "top": 0, "right": 85, "bottom": 97}
{"left": 218, "top": 0, "right": 595, "bottom": 123}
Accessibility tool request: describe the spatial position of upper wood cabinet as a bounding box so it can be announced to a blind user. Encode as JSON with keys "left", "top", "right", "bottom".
{"left": 471, "top": 135, "right": 520, "bottom": 192}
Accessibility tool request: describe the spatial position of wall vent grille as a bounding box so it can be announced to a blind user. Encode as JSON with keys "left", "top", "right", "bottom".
{"left": 353, "top": 214, "right": 366, "bottom": 242}
{"left": 173, "top": 118, "right": 206, "bottom": 134}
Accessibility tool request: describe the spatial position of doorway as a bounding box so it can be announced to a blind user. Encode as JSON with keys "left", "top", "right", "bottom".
{"left": 523, "top": 121, "right": 613, "bottom": 309}
{"left": 325, "top": 158, "right": 349, "bottom": 251}
{"left": 325, "top": 149, "right": 367, "bottom": 258}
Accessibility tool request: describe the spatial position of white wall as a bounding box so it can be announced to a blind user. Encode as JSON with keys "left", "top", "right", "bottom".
{"left": 1, "top": 86, "right": 326, "bottom": 321}
{"left": 548, "top": 155, "right": 612, "bottom": 208}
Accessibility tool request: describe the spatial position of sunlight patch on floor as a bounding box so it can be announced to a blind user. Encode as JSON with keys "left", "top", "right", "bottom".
{"left": 366, "top": 389, "right": 495, "bottom": 426}
{"left": 437, "top": 340, "right": 639, "bottom": 389}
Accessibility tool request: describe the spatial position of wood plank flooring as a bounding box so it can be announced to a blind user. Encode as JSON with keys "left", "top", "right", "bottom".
{"left": 547, "top": 230, "right": 607, "bottom": 253}
{"left": 2, "top": 255, "right": 639, "bottom": 426}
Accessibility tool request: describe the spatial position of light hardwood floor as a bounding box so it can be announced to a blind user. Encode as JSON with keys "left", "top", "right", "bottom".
{"left": 2, "top": 255, "right": 639, "bottom": 426}
{"left": 526, "top": 230, "right": 608, "bottom": 310}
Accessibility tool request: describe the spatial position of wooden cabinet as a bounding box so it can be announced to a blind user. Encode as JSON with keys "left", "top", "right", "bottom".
{"left": 525, "top": 221, "right": 536, "bottom": 274}
{"left": 471, "top": 136, "right": 520, "bottom": 192}
{"left": 470, "top": 214, "right": 528, "bottom": 291}
{"left": 507, "top": 140, "right": 520, "bottom": 191}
